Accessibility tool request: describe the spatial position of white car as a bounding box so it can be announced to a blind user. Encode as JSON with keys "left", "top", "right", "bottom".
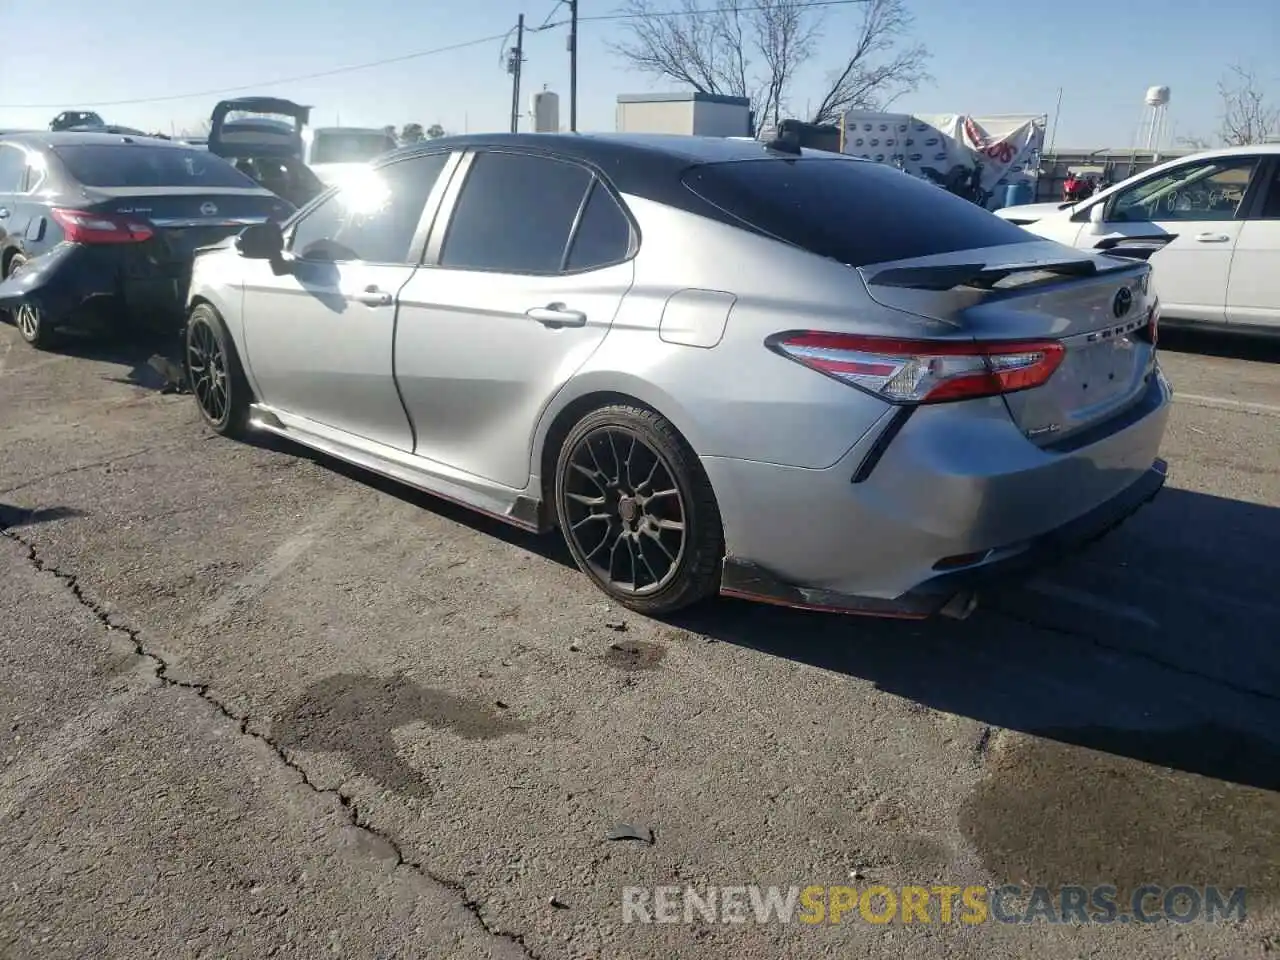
{"left": 996, "top": 145, "right": 1280, "bottom": 333}
{"left": 303, "top": 127, "right": 400, "bottom": 188}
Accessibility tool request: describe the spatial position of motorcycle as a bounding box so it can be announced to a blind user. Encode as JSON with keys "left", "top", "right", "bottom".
{"left": 919, "top": 160, "right": 991, "bottom": 207}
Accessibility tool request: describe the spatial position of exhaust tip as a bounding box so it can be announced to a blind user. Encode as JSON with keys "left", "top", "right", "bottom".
{"left": 939, "top": 591, "right": 979, "bottom": 620}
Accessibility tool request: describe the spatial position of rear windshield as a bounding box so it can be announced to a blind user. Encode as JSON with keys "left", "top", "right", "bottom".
{"left": 311, "top": 132, "right": 398, "bottom": 165}
{"left": 53, "top": 144, "right": 258, "bottom": 188}
{"left": 681, "top": 157, "right": 1032, "bottom": 267}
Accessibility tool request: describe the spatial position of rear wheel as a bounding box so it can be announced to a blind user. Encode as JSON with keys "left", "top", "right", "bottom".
{"left": 554, "top": 405, "right": 724, "bottom": 616}
{"left": 185, "top": 303, "right": 251, "bottom": 437}
{"left": 5, "top": 255, "right": 55, "bottom": 350}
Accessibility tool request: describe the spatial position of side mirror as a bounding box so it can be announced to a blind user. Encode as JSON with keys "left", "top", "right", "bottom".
{"left": 235, "top": 221, "right": 284, "bottom": 260}
{"left": 1089, "top": 203, "right": 1106, "bottom": 225}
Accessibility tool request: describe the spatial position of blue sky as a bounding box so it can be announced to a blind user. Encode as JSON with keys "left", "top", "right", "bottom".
{"left": 3, "top": 0, "right": 1276, "bottom": 149}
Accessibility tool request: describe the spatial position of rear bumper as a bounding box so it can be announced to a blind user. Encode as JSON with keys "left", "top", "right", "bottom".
{"left": 720, "top": 458, "right": 1166, "bottom": 618}
{"left": 705, "top": 367, "right": 1172, "bottom": 618}
{"left": 0, "top": 243, "right": 186, "bottom": 332}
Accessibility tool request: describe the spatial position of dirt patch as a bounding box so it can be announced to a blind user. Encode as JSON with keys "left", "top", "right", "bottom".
{"left": 273, "top": 673, "right": 525, "bottom": 797}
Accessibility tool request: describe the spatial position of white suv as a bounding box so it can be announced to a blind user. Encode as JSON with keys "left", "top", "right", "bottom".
{"left": 996, "top": 145, "right": 1280, "bottom": 333}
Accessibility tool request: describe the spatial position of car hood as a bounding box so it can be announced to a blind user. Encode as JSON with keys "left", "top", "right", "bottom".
{"left": 993, "top": 201, "right": 1073, "bottom": 223}
{"left": 209, "top": 97, "right": 311, "bottom": 160}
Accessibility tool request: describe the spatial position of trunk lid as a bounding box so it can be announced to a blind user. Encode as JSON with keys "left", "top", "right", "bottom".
{"left": 859, "top": 240, "right": 1158, "bottom": 446}
{"left": 208, "top": 97, "right": 311, "bottom": 160}
{"left": 82, "top": 187, "right": 293, "bottom": 269}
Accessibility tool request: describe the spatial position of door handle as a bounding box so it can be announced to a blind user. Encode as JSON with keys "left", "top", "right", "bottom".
{"left": 526, "top": 303, "right": 586, "bottom": 328}
{"left": 353, "top": 285, "right": 393, "bottom": 306}
{"left": 1194, "top": 233, "right": 1231, "bottom": 243}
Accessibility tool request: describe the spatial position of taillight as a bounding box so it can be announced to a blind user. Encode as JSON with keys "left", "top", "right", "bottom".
{"left": 1143, "top": 300, "right": 1160, "bottom": 346}
{"left": 766, "top": 332, "right": 1066, "bottom": 404}
{"left": 52, "top": 208, "right": 155, "bottom": 244}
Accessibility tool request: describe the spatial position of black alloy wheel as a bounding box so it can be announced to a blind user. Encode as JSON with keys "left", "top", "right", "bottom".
{"left": 556, "top": 405, "right": 723, "bottom": 615}
{"left": 186, "top": 304, "right": 250, "bottom": 437}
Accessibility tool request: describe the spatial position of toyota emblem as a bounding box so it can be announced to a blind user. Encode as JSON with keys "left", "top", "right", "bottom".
{"left": 200, "top": 201, "right": 218, "bottom": 216}
{"left": 1112, "top": 286, "right": 1133, "bottom": 318}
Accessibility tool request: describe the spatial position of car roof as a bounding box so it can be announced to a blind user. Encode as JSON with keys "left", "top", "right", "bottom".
{"left": 388, "top": 132, "right": 863, "bottom": 197}
{"left": 398, "top": 131, "right": 859, "bottom": 164}
{"left": 1, "top": 130, "right": 198, "bottom": 149}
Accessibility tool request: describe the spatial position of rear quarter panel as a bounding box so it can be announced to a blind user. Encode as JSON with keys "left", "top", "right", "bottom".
{"left": 535, "top": 195, "right": 942, "bottom": 471}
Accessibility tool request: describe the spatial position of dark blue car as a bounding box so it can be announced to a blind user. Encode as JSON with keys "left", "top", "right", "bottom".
{"left": 0, "top": 131, "right": 294, "bottom": 348}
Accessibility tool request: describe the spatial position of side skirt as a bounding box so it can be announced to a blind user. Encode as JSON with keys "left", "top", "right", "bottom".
{"left": 247, "top": 403, "right": 548, "bottom": 532}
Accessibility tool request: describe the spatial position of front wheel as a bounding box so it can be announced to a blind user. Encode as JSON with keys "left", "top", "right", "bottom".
{"left": 185, "top": 304, "right": 251, "bottom": 437}
{"left": 554, "top": 405, "right": 724, "bottom": 616}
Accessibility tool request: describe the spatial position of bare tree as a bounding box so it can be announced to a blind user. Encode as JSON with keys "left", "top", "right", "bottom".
{"left": 611, "top": 0, "right": 928, "bottom": 134}
{"left": 1217, "top": 64, "right": 1277, "bottom": 146}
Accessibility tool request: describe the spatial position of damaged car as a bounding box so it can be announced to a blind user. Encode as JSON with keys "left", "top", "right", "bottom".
{"left": 0, "top": 131, "right": 294, "bottom": 349}
{"left": 207, "top": 97, "right": 327, "bottom": 209}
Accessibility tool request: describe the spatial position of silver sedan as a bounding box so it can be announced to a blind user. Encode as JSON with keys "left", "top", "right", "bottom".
{"left": 183, "top": 133, "right": 1170, "bottom": 619}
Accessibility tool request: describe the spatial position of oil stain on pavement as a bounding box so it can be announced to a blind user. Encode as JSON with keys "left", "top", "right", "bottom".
{"left": 273, "top": 674, "right": 525, "bottom": 798}
{"left": 960, "top": 726, "right": 1280, "bottom": 908}
{"left": 602, "top": 640, "right": 667, "bottom": 670}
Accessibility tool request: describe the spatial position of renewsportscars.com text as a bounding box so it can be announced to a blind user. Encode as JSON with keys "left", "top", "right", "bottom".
{"left": 621, "top": 884, "right": 1247, "bottom": 925}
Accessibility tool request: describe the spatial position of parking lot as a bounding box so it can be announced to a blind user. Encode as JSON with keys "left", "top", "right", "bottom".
{"left": 1, "top": 323, "right": 1278, "bottom": 958}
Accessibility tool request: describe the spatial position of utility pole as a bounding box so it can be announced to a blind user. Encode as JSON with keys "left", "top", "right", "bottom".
{"left": 507, "top": 14, "right": 525, "bottom": 134}
{"left": 567, "top": 0, "right": 578, "bottom": 131}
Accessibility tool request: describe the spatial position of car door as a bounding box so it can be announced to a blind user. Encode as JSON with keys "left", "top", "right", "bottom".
{"left": 1071, "top": 154, "right": 1263, "bottom": 323}
{"left": 0, "top": 143, "right": 29, "bottom": 258}
{"left": 239, "top": 151, "right": 457, "bottom": 451}
{"left": 393, "top": 149, "right": 636, "bottom": 490}
{"left": 1225, "top": 157, "right": 1280, "bottom": 329}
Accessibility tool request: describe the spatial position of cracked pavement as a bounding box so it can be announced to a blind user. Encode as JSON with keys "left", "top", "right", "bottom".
{"left": 1, "top": 325, "right": 1279, "bottom": 959}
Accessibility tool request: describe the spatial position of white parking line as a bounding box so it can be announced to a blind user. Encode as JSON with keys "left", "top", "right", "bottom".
{"left": 1173, "top": 393, "right": 1280, "bottom": 418}
{"left": 189, "top": 492, "right": 360, "bottom": 631}
{"left": 1023, "top": 579, "right": 1161, "bottom": 629}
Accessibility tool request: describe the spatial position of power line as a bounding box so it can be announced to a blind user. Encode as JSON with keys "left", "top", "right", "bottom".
{"left": 0, "top": 32, "right": 511, "bottom": 109}
{"left": 0, "top": 0, "right": 871, "bottom": 110}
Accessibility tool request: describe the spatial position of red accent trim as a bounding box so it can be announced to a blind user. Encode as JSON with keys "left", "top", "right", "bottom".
{"left": 719, "top": 587, "right": 931, "bottom": 620}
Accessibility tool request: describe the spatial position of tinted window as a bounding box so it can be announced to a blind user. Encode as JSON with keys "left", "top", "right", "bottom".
{"left": 681, "top": 158, "right": 1031, "bottom": 267}
{"left": 52, "top": 144, "right": 257, "bottom": 188}
{"left": 441, "top": 151, "right": 592, "bottom": 274}
{"left": 291, "top": 153, "right": 449, "bottom": 265}
{"left": 0, "top": 145, "right": 26, "bottom": 192}
{"left": 566, "top": 183, "right": 632, "bottom": 270}
{"left": 1260, "top": 163, "right": 1280, "bottom": 219}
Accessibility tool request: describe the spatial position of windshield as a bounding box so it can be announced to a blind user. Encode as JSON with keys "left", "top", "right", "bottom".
{"left": 53, "top": 144, "right": 260, "bottom": 188}
{"left": 311, "top": 131, "right": 398, "bottom": 165}
{"left": 682, "top": 158, "right": 1031, "bottom": 268}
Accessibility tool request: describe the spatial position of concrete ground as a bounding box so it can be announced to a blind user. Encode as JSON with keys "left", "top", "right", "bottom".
{"left": 0, "top": 322, "right": 1277, "bottom": 959}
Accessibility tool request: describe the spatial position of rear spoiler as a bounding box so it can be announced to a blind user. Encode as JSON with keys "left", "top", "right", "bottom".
{"left": 862, "top": 256, "right": 1136, "bottom": 292}
{"left": 1091, "top": 234, "right": 1177, "bottom": 262}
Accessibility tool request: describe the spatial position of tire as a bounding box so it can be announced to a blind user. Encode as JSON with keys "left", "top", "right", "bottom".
{"left": 554, "top": 404, "right": 724, "bottom": 616}
{"left": 5, "top": 255, "right": 55, "bottom": 350}
{"left": 185, "top": 303, "right": 252, "bottom": 438}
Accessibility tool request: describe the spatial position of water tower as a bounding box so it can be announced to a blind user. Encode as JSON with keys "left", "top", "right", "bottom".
{"left": 1142, "top": 85, "right": 1171, "bottom": 154}
{"left": 531, "top": 86, "right": 560, "bottom": 133}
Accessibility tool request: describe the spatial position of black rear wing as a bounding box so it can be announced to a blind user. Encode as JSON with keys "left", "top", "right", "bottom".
{"left": 862, "top": 255, "right": 1138, "bottom": 292}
